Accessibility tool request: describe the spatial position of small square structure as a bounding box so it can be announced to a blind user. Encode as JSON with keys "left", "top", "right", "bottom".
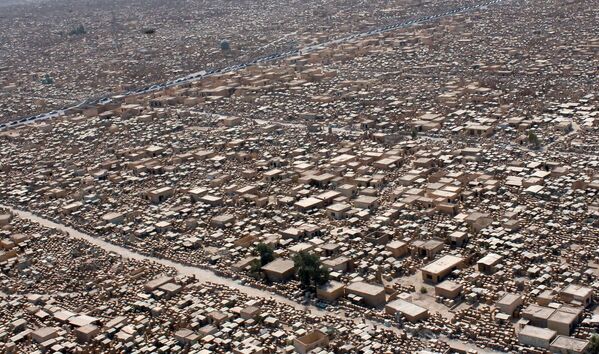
{"left": 421, "top": 255, "right": 465, "bottom": 284}
{"left": 31, "top": 327, "right": 59, "bottom": 344}
{"left": 435, "top": 280, "right": 463, "bottom": 299}
{"left": 547, "top": 307, "right": 582, "bottom": 335}
{"left": 522, "top": 304, "right": 556, "bottom": 328}
{"left": 518, "top": 325, "right": 556, "bottom": 349}
{"left": 293, "top": 330, "right": 329, "bottom": 354}
{"left": 386, "top": 240, "right": 408, "bottom": 258}
{"left": 476, "top": 253, "right": 502, "bottom": 274}
{"left": 385, "top": 299, "right": 429, "bottom": 322}
{"left": 496, "top": 293, "right": 523, "bottom": 316}
{"left": 549, "top": 335, "right": 589, "bottom": 354}
{"left": 261, "top": 259, "right": 295, "bottom": 282}
{"left": 345, "top": 281, "right": 386, "bottom": 307}
{"left": 559, "top": 285, "right": 592, "bottom": 307}
{"left": 316, "top": 281, "right": 346, "bottom": 302}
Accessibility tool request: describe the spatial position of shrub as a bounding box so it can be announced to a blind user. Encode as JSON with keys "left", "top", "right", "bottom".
{"left": 69, "top": 24, "right": 86, "bottom": 36}
{"left": 220, "top": 40, "right": 230, "bottom": 51}
{"left": 255, "top": 243, "right": 274, "bottom": 266}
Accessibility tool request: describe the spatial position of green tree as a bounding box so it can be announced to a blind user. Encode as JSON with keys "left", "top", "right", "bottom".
{"left": 69, "top": 24, "right": 86, "bottom": 36}
{"left": 255, "top": 243, "right": 274, "bottom": 266}
{"left": 411, "top": 129, "right": 418, "bottom": 139}
{"left": 41, "top": 74, "right": 54, "bottom": 85}
{"left": 528, "top": 131, "right": 540, "bottom": 149}
{"left": 590, "top": 334, "right": 599, "bottom": 354}
{"left": 248, "top": 259, "right": 263, "bottom": 279}
{"left": 220, "top": 40, "right": 230, "bottom": 52}
{"left": 293, "top": 251, "right": 329, "bottom": 289}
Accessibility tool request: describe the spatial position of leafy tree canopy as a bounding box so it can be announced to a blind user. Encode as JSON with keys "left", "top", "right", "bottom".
{"left": 293, "top": 251, "right": 329, "bottom": 288}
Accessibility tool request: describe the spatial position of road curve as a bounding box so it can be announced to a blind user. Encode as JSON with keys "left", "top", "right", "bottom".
{"left": 2, "top": 204, "right": 507, "bottom": 353}
{"left": 0, "top": 204, "right": 334, "bottom": 317}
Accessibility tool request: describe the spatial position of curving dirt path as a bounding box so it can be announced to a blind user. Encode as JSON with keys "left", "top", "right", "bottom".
{"left": 1, "top": 205, "right": 334, "bottom": 316}
{"left": 3, "top": 204, "right": 505, "bottom": 353}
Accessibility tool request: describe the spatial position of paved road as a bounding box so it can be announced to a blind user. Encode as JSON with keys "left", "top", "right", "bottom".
{"left": 0, "top": 0, "right": 508, "bottom": 131}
